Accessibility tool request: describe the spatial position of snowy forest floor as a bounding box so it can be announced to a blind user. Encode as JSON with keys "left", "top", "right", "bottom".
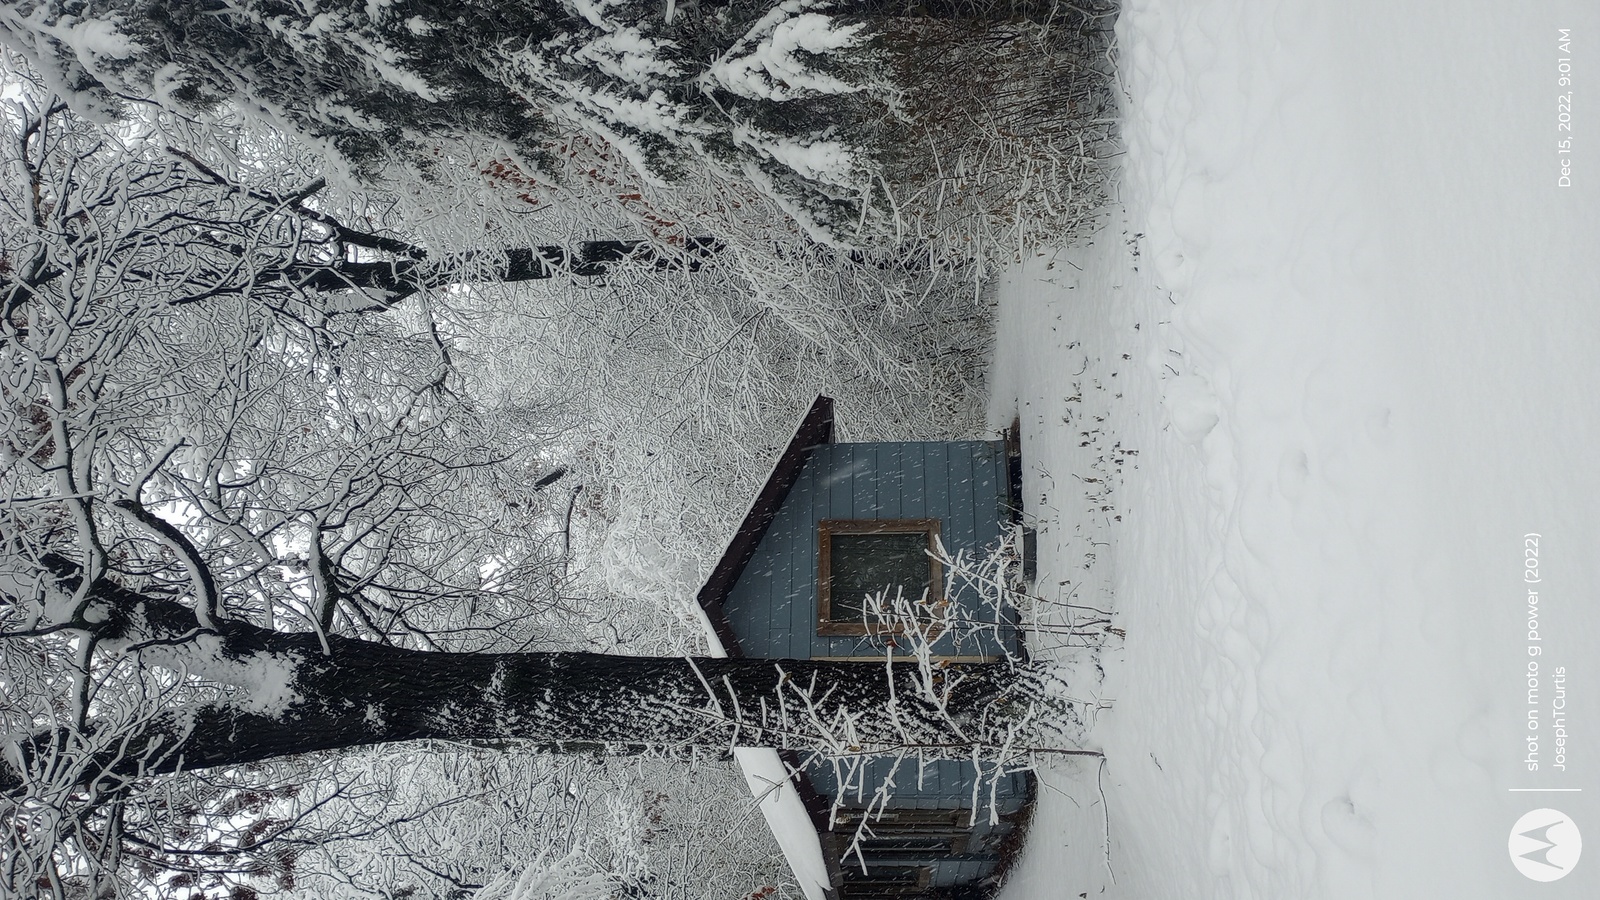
{"left": 985, "top": 1, "right": 1600, "bottom": 898}
{"left": 984, "top": 210, "right": 1155, "bottom": 900}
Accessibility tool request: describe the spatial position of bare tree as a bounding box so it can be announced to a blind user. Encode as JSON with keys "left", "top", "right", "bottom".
{"left": 0, "top": 83, "right": 1058, "bottom": 900}
{"left": 1, "top": 87, "right": 564, "bottom": 898}
{"left": 103, "top": 750, "right": 777, "bottom": 900}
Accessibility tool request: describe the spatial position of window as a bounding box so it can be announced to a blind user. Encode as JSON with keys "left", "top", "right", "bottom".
{"left": 817, "top": 519, "right": 942, "bottom": 636}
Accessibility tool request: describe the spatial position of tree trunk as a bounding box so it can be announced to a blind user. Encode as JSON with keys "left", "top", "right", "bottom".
{"left": 291, "top": 237, "right": 724, "bottom": 303}
{"left": 2, "top": 568, "right": 1019, "bottom": 796}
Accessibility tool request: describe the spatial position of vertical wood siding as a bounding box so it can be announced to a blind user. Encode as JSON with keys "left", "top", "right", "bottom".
{"left": 721, "top": 441, "right": 1016, "bottom": 661}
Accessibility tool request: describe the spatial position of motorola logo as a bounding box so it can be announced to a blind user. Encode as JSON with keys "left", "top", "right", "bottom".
{"left": 1509, "top": 809, "right": 1582, "bottom": 882}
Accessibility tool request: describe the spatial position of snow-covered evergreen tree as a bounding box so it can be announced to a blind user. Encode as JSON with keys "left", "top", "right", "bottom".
{"left": 0, "top": 0, "right": 885, "bottom": 237}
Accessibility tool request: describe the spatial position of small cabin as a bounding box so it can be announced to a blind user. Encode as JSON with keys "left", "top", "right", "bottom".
{"left": 697, "top": 397, "right": 1034, "bottom": 900}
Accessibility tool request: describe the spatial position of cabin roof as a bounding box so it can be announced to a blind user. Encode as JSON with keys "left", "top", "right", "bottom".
{"left": 693, "top": 396, "right": 836, "bottom": 900}
{"left": 690, "top": 609, "right": 834, "bottom": 900}
{"left": 696, "top": 395, "right": 834, "bottom": 657}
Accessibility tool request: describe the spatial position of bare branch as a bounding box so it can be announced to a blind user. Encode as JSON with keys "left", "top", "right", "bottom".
{"left": 110, "top": 499, "right": 219, "bottom": 629}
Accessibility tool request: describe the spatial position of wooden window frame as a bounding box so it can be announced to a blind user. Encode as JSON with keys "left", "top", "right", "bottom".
{"left": 817, "top": 518, "right": 942, "bottom": 637}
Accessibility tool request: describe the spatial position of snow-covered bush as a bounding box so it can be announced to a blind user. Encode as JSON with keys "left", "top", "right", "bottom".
{"left": 452, "top": 248, "right": 997, "bottom": 653}
{"left": 236, "top": 752, "right": 799, "bottom": 900}
{"left": 868, "top": 1, "right": 1121, "bottom": 268}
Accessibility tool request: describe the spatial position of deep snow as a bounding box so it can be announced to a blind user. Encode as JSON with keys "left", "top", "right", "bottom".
{"left": 991, "top": 1, "right": 1600, "bottom": 898}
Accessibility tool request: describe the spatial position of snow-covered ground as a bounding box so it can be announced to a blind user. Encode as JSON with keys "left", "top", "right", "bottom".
{"left": 991, "top": 1, "right": 1600, "bottom": 897}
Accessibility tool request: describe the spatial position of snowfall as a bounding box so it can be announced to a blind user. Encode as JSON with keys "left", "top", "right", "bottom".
{"left": 984, "top": 1, "right": 1600, "bottom": 898}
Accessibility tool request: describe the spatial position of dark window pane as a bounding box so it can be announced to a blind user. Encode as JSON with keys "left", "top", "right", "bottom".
{"left": 829, "top": 532, "right": 932, "bottom": 621}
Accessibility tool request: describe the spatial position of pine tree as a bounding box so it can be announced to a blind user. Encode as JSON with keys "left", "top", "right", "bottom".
{"left": 0, "top": 0, "right": 886, "bottom": 236}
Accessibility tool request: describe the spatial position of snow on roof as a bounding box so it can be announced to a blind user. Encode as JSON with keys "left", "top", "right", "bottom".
{"left": 689, "top": 398, "right": 837, "bottom": 900}
{"left": 691, "top": 605, "right": 832, "bottom": 900}
{"left": 733, "top": 748, "right": 833, "bottom": 900}
{"left": 696, "top": 395, "right": 832, "bottom": 620}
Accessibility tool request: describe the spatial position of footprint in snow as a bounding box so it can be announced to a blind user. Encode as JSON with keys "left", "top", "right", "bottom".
{"left": 1162, "top": 373, "right": 1220, "bottom": 442}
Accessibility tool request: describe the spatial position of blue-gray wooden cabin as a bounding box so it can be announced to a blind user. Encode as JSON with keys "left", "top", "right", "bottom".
{"left": 698, "top": 396, "right": 1034, "bottom": 900}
